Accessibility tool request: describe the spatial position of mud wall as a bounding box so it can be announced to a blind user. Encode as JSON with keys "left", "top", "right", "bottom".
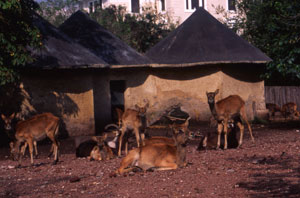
{"left": 121, "top": 64, "right": 267, "bottom": 125}
{"left": 18, "top": 70, "right": 95, "bottom": 137}
{"left": 2, "top": 64, "right": 267, "bottom": 138}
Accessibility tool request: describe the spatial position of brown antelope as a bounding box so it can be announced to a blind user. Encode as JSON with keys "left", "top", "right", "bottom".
{"left": 281, "top": 102, "right": 299, "bottom": 119}
{"left": 118, "top": 101, "right": 149, "bottom": 156}
{"left": 206, "top": 89, "right": 254, "bottom": 150}
{"left": 169, "top": 117, "right": 191, "bottom": 136}
{"left": 1, "top": 113, "right": 39, "bottom": 158}
{"left": 76, "top": 134, "right": 114, "bottom": 161}
{"left": 9, "top": 113, "right": 60, "bottom": 166}
{"left": 115, "top": 130, "right": 188, "bottom": 175}
{"left": 144, "top": 136, "right": 175, "bottom": 146}
{"left": 266, "top": 103, "right": 281, "bottom": 118}
{"left": 198, "top": 117, "right": 240, "bottom": 150}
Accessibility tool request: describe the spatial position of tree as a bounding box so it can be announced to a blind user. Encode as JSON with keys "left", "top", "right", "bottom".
{"left": 0, "top": 0, "right": 41, "bottom": 86}
{"left": 91, "top": 5, "right": 179, "bottom": 53}
{"left": 38, "top": 0, "right": 79, "bottom": 27}
{"left": 215, "top": 0, "right": 300, "bottom": 85}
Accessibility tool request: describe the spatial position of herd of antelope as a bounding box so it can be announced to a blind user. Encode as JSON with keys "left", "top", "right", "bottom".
{"left": 266, "top": 102, "right": 300, "bottom": 119}
{"left": 1, "top": 89, "right": 298, "bottom": 176}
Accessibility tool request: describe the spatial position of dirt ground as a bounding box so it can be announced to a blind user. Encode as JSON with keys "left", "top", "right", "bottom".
{"left": 0, "top": 122, "right": 300, "bottom": 198}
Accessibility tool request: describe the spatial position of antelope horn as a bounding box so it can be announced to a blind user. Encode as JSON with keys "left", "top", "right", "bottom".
{"left": 104, "top": 124, "right": 119, "bottom": 130}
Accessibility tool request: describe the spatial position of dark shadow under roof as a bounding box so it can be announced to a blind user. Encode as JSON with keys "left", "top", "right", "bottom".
{"left": 146, "top": 8, "right": 272, "bottom": 66}
{"left": 59, "top": 11, "right": 152, "bottom": 66}
{"left": 29, "top": 13, "right": 108, "bottom": 69}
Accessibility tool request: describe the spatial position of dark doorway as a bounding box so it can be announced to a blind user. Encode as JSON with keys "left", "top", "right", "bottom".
{"left": 110, "top": 80, "right": 125, "bottom": 124}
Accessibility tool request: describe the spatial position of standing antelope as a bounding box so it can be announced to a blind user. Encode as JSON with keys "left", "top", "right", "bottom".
{"left": 1, "top": 113, "right": 39, "bottom": 158}
{"left": 118, "top": 101, "right": 149, "bottom": 156}
{"left": 9, "top": 113, "right": 60, "bottom": 166}
{"left": 115, "top": 130, "right": 188, "bottom": 175}
{"left": 206, "top": 89, "right": 254, "bottom": 149}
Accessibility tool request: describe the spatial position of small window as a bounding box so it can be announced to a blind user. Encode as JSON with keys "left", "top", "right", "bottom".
{"left": 185, "top": 0, "right": 203, "bottom": 12}
{"left": 94, "top": 1, "right": 98, "bottom": 10}
{"left": 160, "top": 0, "right": 166, "bottom": 11}
{"left": 186, "top": 0, "right": 189, "bottom": 10}
{"left": 131, "top": 0, "right": 140, "bottom": 13}
{"left": 89, "top": 2, "right": 93, "bottom": 13}
{"left": 191, "top": 0, "right": 198, "bottom": 9}
{"left": 228, "top": 0, "right": 236, "bottom": 11}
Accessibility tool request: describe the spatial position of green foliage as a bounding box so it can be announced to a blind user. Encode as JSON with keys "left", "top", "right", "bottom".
{"left": 216, "top": 0, "right": 300, "bottom": 85}
{"left": 38, "top": 0, "right": 79, "bottom": 27}
{"left": 0, "top": 0, "right": 41, "bottom": 86}
{"left": 90, "top": 5, "right": 179, "bottom": 53}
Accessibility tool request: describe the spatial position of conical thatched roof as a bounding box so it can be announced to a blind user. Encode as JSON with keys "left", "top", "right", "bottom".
{"left": 59, "top": 11, "right": 151, "bottom": 66}
{"left": 29, "top": 13, "right": 107, "bottom": 69}
{"left": 146, "top": 8, "right": 272, "bottom": 66}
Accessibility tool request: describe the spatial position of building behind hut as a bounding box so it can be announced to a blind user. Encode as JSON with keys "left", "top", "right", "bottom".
{"left": 79, "top": 0, "right": 238, "bottom": 24}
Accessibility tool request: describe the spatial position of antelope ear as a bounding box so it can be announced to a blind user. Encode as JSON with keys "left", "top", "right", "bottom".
{"left": 145, "top": 102, "right": 149, "bottom": 108}
{"left": 1, "top": 114, "right": 5, "bottom": 120}
{"left": 215, "top": 89, "right": 219, "bottom": 95}
{"left": 9, "top": 142, "right": 14, "bottom": 149}
{"left": 10, "top": 113, "right": 15, "bottom": 119}
{"left": 101, "top": 133, "right": 108, "bottom": 141}
{"left": 135, "top": 104, "right": 140, "bottom": 110}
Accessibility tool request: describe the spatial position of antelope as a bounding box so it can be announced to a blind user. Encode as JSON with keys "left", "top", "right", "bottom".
{"left": 76, "top": 134, "right": 114, "bottom": 161}
{"left": 144, "top": 136, "right": 175, "bottom": 145}
{"left": 1, "top": 113, "right": 39, "bottom": 158}
{"left": 198, "top": 117, "right": 240, "bottom": 150}
{"left": 9, "top": 113, "right": 60, "bottom": 166}
{"left": 118, "top": 101, "right": 149, "bottom": 156}
{"left": 266, "top": 103, "right": 281, "bottom": 118}
{"left": 281, "top": 102, "right": 299, "bottom": 119}
{"left": 115, "top": 129, "right": 188, "bottom": 175}
{"left": 206, "top": 89, "right": 254, "bottom": 150}
{"left": 169, "top": 117, "right": 191, "bottom": 136}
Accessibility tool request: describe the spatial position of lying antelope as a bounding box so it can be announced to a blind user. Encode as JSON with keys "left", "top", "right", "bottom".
{"left": 206, "top": 89, "right": 254, "bottom": 150}
{"left": 9, "top": 113, "right": 60, "bottom": 166}
{"left": 281, "top": 102, "right": 299, "bottom": 119}
{"left": 118, "top": 101, "right": 149, "bottom": 156}
{"left": 144, "top": 136, "right": 175, "bottom": 145}
{"left": 266, "top": 103, "right": 281, "bottom": 118}
{"left": 76, "top": 134, "right": 114, "bottom": 161}
{"left": 115, "top": 130, "right": 188, "bottom": 175}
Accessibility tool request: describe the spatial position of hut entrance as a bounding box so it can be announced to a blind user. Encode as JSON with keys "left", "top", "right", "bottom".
{"left": 110, "top": 80, "right": 125, "bottom": 124}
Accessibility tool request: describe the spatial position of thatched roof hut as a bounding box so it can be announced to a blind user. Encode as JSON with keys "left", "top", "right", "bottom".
{"left": 146, "top": 8, "right": 271, "bottom": 66}
{"left": 140, "top": 8, "right": 272, "bottom": 123}
{"left": 29, "top": 13, "right": 108, "bottom": 69}
{"left": 59, "top": 10, "right": 151, "bottom": 66}
{"left": 6, "top": 13, "right": 109, "bottom": 137}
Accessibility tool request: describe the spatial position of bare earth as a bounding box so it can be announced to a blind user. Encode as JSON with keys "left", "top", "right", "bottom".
{"left": 0, "top": 123, "right": 300, "bottom": 198}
